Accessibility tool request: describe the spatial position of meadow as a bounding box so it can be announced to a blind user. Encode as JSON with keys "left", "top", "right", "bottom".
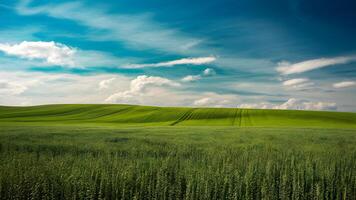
{"left": 0, "top": 105, "right": 355, "bottom": 199}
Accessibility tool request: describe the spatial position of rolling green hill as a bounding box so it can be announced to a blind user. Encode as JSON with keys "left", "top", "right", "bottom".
{"left": 0, "top": 104, "right": 355, "bottom": 128}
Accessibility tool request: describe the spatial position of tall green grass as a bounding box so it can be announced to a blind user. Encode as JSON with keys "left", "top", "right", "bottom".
{"left": 0, "top": 126, "right": 355, "bottom": 199}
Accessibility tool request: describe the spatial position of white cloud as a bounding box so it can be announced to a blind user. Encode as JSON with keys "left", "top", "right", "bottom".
{"left": 16, "top": 0, "right": 206, "bottom": 55}
{"left": 194, "top": 97, "right": 213, "bottom": 106}
{"left": 193, "top": 97, "right": 229, "bottom": 107}
{"left": 124, "top": 56, "right": 216, "bottom": 69}
{"left": 276, "top": 56, "right": 356, "bottom": 75}
{"left": 130, "top": 75, "right": 180, "bottom": 92}
{"left": 282, "top": 78, "right": 314, "bottom": 90}
{"left": 0, "top": 71, "right": 51, "bottom": 96}
{"left": 181, "top": 68, "right": 216, "bottom": 82}
{"left": 0, "top": 41, "right": 76, "bottom": 66}
{"left": 105, "top": 75, "right": 180, "bottom": 104}
{"left": 238, "top": 98, "right": 337, "bottom": 111}
{"left": 0, "top": 81, "right": 27, "bottom": 95}
{"left": 275, "top": 98, "right": 337, "bottom": 110}
{"left": 193, "top": 93, "right": 237, "bottom": 107}
{"left": 0, "top": 41, "right": 133, "bottom": 68}
{"left": 333, "top": 81, "right": 356, "bottom": 89}
{"left": 0, "top": 70, "right": 348, "bottom": 111}
{"left": 181, "top": 75, "right": 201, "bottom": 82}
{"left": 203, "top": 68, "right": 216, "bottom": 76}
{"left": 282, "top": 78, "right": 309, "bottom": 86}
{"left": 99, "top": 78, "right": 116, "bottom": 90}
{"left": 0, "top": 71, "right": 131, "bottom": 106}
{"left": 238, "top": 102, "right": 273, "bottom": 109}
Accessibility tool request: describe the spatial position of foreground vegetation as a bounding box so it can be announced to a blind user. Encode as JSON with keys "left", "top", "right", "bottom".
{"left": 0, "top": 125, "right": 355, "bottom": 199}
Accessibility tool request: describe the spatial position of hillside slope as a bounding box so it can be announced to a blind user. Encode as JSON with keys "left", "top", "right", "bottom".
{"left": 0, "top": 104, "right": 355, "bottom": 128}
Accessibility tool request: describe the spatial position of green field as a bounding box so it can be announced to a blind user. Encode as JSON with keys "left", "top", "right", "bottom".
{"left": 0, "top": 104, "right": 356, "bottom": 128}
{"left": 0, "top": 105, "right": 355, "bottom": 199}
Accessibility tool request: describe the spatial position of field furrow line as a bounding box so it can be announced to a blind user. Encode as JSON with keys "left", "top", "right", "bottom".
{"left": 170, "top": 108, "right": 196, "bottom": 126}
{"left": 232, "top": 108, "right": 239, "bottom": 126}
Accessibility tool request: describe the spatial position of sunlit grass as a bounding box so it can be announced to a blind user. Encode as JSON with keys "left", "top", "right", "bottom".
{"left": 0, "top": 104, "right": 355, "bottom": 128}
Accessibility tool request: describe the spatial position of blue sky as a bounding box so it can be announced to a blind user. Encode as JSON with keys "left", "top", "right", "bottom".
{"left": 0, "top": 0, "right": 355, "bottom": 110}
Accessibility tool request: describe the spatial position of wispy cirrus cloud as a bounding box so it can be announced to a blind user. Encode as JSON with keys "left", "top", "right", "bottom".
{"left": 0, "top": 26, "right": 41, "bottom": 43}
{"left": 124, "top": 56, "right": 216, "bottom": 69}
{"left": 276, "top": 56, "right": 356, "bottom": 75}
{"left": 16, "top": 0, "right": 205, "bottom": 55}
{"left": 282, "top": 78, "right": 309, "bottom": 86}
{"left": 333, "top": 81, "right": 356, "bottom": 89}
{"left": 282, "top": 78, "right": 314, "bottom": 90}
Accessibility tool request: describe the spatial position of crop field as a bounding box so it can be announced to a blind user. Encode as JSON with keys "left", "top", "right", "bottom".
{"left": 0, "top": 104, "right": 356, "bottom": 128}
{"left": 0, "top": 105, "right": 355, "bottom": 199}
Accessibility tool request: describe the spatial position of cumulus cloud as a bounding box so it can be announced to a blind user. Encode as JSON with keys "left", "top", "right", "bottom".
{"left": 124, "top": 56, "right": 216, "bottom": 69}
{"left": 276, "top": 56, "right": 356, "bottom": 75}
{"left": 193, "top": 97, "right": 230, "bottom": 107}
{"left": 0, "top": 41, "right": 133, "bottom": 68}
{"left": 181, "top": 75, "right": 202, "bottom": 82}
{"left": 105, "top": 75, "right": 180, "bottom": 103}
{"left": 238, "top": 98, "right": 337, "bottom": 111}
{"left": 238, "top": 102, "right": 273, "bottom": 109}
{"left": 0, "top": 71, "right": 241, "bottom": 109}
{"left": 333, "top": 81, "right": 356, "bottom": 89}
{"left": 194, "top": 97, "right": 214, "bottom": 106}
{"left": 99, "top": 78, "right": 116, "bottom": 90}
{"left": 275, "top": 98, "right": 337, "bottom": 110}
{"left": 0, "top": 71, "right": 131, "bottom": 106}
{"left": 0, "top": 71, "right": 52, "bottom": 97}
{"left": 0, "top": 81, "right": 27, "bottom": 95}
{"left": 192, "top": 93, "right": 238, "bottom": 107}
{"left": 0, "top": 41, "right": 76, "bottom": 66}
{"left": 181, "top": 68, "right": 216, "bottom": 82}
{"left": 203, "top": 68, "right": 216, "bottom": 76}
{"left": 130, "top": 75, "right": 180, "bottom": 92}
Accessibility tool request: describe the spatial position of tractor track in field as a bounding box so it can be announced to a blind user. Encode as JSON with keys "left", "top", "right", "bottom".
{"left": 232, "top": 108, "right": 239, "bottom": 126}
{"left": 87, "top": 107, "right": 137, "bottom": 120}
{"left": 6, "top": 107, "right": 134, "bottom": 122}
{"left": 170, "top": 108, "right": 196, "bottom": 126}
{"left": 238, "top": 109, "right": 242, "bottom": 127}
{"left": 0, "top": 107, "right": 93, "bottom": 119}
{"left": 243, "top": 109, "right": 252, "bottom": 126}
{"left": 232, "top": 109, "right": 243, "bottom": 127}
